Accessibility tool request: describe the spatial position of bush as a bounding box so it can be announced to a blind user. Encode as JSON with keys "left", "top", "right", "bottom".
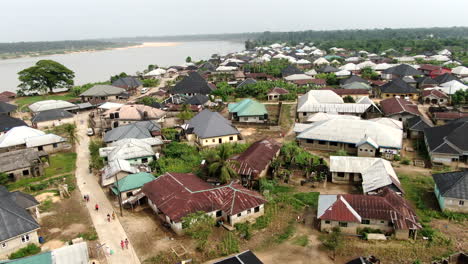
{"left": 142, "top": 78, "right": 160, "bottom": 87}
{"left": 393, "top": 155, "right": 401, "bottom": 161}
{"left": 161, "top": 128, "right": 178, "bottom": 141}
{"left": 400, "top": 158, "right": 411, "bottom": 165}
{"left": 234, "top": 222, "right": 252, "bottom": 240}
{"left": 9, "top": 244, "right": 41, "bottom": 259}
{"left": 78, "top": 229, "right": 98, "bottom": 241}
{"left": 331, "top": 149, "right": 348, "bottom": 156}
{"left": 218, "top": 233, "right": 239, "bottom": 256}
{"left": 275, "top": 220, "right": 295, "bottom": 243}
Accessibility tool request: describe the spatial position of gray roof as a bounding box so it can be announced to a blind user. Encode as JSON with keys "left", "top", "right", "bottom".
{"left": 432, "top": 171, "right": 467, "bottom": 200}
{"left": 407, "top": 116, "right": 432, "bottom": 132}
{"left": 0, "top": 102, "right": 17, "bottom": 114}
{"left": 103, "top": 120, "right": 161, "bottom": 143}
{"left": 186, "top": 109, "right": 240, "bottom": 139}
{"left": 0, "top": 114, "right": 28, "bottom": 133}
{"left": 31, "top": 109, "right": 74, "bottom": 123}
{"left": 424, "top": 119, "right": 468, "bottom": 154}
{"left": 0, "top": 149, "right": 42, "bottom": 173}
{"left": 11, "top": 192, "right": 39, "bottom": 210}
{"left": 79, "top": 85, "right": 125, "bottom": 97}
{"left": 112, "top": 77, "right": 142, "bottom": 89}
{"left": 0, "top": 186, "right": 40, "bottom": 242}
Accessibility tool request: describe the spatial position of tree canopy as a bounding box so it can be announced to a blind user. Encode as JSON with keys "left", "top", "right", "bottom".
{"left": 17, "top": 60, "right": 75, "bottom": 94}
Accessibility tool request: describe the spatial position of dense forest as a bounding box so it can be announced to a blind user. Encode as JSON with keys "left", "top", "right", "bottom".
{"left": 0, "top": 40, "right": 134, "bottom": 59}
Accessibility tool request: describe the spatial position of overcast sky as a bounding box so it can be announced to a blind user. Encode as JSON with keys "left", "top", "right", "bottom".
{"left": 2, "top": 0, "right": 468, "bottom": 42}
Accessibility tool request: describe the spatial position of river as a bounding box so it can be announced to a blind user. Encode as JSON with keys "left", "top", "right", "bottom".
{"left": 0, "top": 41, "right": 244, "bottom": 92}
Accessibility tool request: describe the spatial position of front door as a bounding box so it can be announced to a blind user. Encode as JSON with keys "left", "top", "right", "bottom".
{"left": 219, "top": 138, "right": 222, "bottom": 144}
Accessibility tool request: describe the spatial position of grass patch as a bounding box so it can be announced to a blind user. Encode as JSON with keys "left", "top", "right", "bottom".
{"left": 293, "top": 235, "right": 309, "bottom": 247}
{"left": 39, "top": 198, "right": 53, "bottom": 211}
{"left": 293, "top": 192, "right": 319, "bottom": 208}
{"left": 9, "top": 244, "right": 41, "bottom": 259}
{"left": 44, "top": 152, "right": 77, "bottom": 177}
{"left": 279, "top": 104, "right": 293, "bottom": 131}
{"left": 78, "top": 228, "right": 98, "bottom": 241}
{"left": 15, "top": 94, "right": 76, "bottom": 110}
{"left": 275, "top": 220, "right": 295, "bottom": 243}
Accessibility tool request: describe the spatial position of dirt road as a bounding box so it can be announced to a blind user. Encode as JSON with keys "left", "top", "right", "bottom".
{"left": 74, "top": 113, "right": 141, "bottom": 264}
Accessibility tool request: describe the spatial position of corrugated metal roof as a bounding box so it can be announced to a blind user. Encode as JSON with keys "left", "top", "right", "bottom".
{"left": 52, "top": 242, "right": 89, "bottom": 264}
{"left": 228, "top": 99, "right": 267, "bottom": 117}
{"left": 230, "top": 139, "right": 281, "bottom": 177}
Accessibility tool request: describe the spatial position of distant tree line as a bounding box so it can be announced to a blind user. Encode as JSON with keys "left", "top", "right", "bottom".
{"left": 0, "top": 40, "right": 132, "bottom": 55}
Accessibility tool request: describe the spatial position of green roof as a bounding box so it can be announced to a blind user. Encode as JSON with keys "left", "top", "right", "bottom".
{"left": 228, "top": 99, "right": 267, "bottom": 117}
{"left": 0, "top": 252, "right": 52, "bottom": 264}
{"left": 111, "top": 172, "right": 156, "bottom": 194}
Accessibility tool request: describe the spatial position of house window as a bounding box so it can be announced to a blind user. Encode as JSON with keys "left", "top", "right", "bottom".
{"left": 254, "top": 206, "right": 260, "bottom": 213}
{"left": 237, "top": 213, "right": 241, "bottom": 217}
{"left": 53, "top": 143, "right": 58, "bottom": 148}
{"left": 381, "top": 220, "right": 385, "bottom": 224}
{"left": 339, "top": 222, "right": 348, "bottom": 227}
{"left": 21, "top": 234, "right": 30, "bottom": 243}
{"left": 361, "top": 219, "right": 370, "bottom": 225}
{"left": 459, "top": 200, "right": 465, "bottom": 206}
{"left": 359, "top": 148, "right": 363, "bottom": 151}
{"left": 318, "top": 141, "right": 326, "bottom": 145}
{"left": 22, "top": 170, "right": 30, "bottom": 176}
{"left": 365, "top": 149, "right": 368, "bottom": 152}
{"left": 212, "top": 139, "right": 215, "bottom": 143}
{"left": 216, "top": 210, "right": 222, "bottom": 217}
{"left": 247, "top": 209, "right": 251, "bottom": 214}
{"left": 337, "top": 172, "right": 345, "bottom": 178}
{"left": 141, "top": 158, "right": 148, "bottom": 163}
{"left": 325, "top": 220, "right": 330, "bottom": 224}
{"left": 38, "top": 146, "right": 44, "bottom": 151}
{"left": 303, "top": 112, "right": 307, "bottom": 116}
{"left": 370, "top": 150, "right": 373, "bottom": 152}
{"left": 1, "top": 243, "right": 6, "bottom": 248}
{"left": 229, "top": 137, "right": 233, "bottom": 141}
{"left": 330, "top": 142, "right": 338, "bottom": 146}
{"left": 306, "top": 139, "right": 313, "bottom": 143}
{"left": 243, "top": 117, "right": 248, "bottom": 121}
{"left": 205, "top": 140, "right": 208, "bottom": 143}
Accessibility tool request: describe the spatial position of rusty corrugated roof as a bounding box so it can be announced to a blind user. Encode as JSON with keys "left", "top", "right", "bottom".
{"left": 230, "top": 139, "right": 281, "bottom": 177}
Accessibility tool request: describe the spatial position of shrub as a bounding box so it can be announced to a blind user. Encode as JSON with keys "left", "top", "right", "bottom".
{"left": 78, "top": 229, "right": 98, "bottom": 241}
{"left": 218, "top": 233, "right": 240, "bottom": 256}
{"left": 234, "top": 222, "right": 252, "bottom": 240}
{"left": 393, "top": 155, "right": 401, "bottom": 161}
{"left": 9, "top": 244, "right": 41, "bottom": 259}
{"left": 400, "top": 158, "right": 411, "bottom": 165}
{"left": 275, "top": 220, "right": 295, "bottom": 243}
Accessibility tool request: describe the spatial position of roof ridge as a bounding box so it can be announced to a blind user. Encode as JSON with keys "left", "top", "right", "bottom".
{"left": 0, "top": 198, "right": 39, "bottom": 228}
{"left": 440, "top": 171, "right": 466, "bottom": 196}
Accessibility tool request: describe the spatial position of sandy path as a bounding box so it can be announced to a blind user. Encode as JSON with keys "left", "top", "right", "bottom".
{"left": 74, "top": 112, "right": 141, "bottom": 264}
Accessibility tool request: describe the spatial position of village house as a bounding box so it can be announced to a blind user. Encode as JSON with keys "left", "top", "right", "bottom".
{"left": 170, "top": 71, "right": 216, "bottom": 96}
{"left": 230, "top": 138, "right": 281, "bottom": 188}
{"left": 304, "top": 112, "right": 361, "bottom": 123}
{"left": 424, "top": 118, "right": 468, "bottom": 166}
{"left": 228, "top": 99, "right": 268, "bottom": 123}
{"left": 111, "top": 76, "right": 142, "bottom": 95}
{"left": 31, "top": 109, "right": 75, "bottom": 129}
{"left": 0, "top": 91, "right": 16, "bottom": 103}
{"left": 379, "top": 97, "right": 421, "bottom": 122}
{"left": 79, "top": 85, "right": 126, "bottom": 102}
{"left": 141, "top": 172, "right": 267, "bottom": 234}
{"left": 0, "top": 114, "right": 28, "bottom": 135}
{"left": 317, "top": 188, "right": 421, "bottom": 240}
{"left": 0, "top": 149, "right": 44, "bottom": 181}
{"left": 381, "top": 64, "right": 423, "bottom": 80}
{"left": 0, "top": 102, "right": 17, "bottom": 116}
{"left": 111, "top": 172, "right": 156, "bottom": 204}
{"left": 99, "top": 138, "right": 161, "bottom": 165}
{"left": 0, "top": 126, "right": 66, "bottom": 154}
{"left": 434, "top": 73, "right": 460, "bottom": 85}
{"left": 267, "top": 87, "right": 289, "bottom": 101}
{"left": 100, "top": 159, "right": 139, "bottom": 187}
{"left": 421, "top": 89, "right": 449, "bottom": 105}
{"left": 432, "top": 171, "right": 467, "bottom": 213}
{"left": 378, "top": 78, "right": 419, "bottom": 100}
{"left": 406, "top": 116, "right": 433, "bottom": 139}
{"left": 322, "top": 88, "right": 370, "bottom": 100}
{"left": 296, "top": 90, "right": 380, "bottom": 122}
{"left": 339, "top": 75, "right": 369, "bottom": 87}
{"left": 103, "top": 120, "right": 162, "bottom": 144}
{"left": 102, "top": 104, "right": 166, "bottom": 129}
{"left": 281, "top": 65, "right": 303, "bottom": 77}
{"left": 0, "top": 186, "right": 40, "bottom": 255}
{"left": 236, "top": 78, "right": 257, "bottom": 89}
{"left": 415, "top": 76, "right": 438, "bottom": 89}
{"left": 183, "top": 109, "right": 241, "bottom": 147}
{"left": 329, "top": 156, "right": 403, "bottom": 194}
{"left": 294, "top": 118, "right": 402, "bottom": 159}
{"left": 432, "top": 112, "right": 468, "bottom": 125}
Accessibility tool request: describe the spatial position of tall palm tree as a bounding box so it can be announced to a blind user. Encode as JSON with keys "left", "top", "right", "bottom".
{"left": 207, "top": 144, "right": 238, "bottom": 183}
{"left": 61, "top": 123, "right": 79, "bottom": 145}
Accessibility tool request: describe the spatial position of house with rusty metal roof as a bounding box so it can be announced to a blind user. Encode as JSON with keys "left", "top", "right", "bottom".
{"left": 379, "top": 97, "right": 421, "bottom": 122}
{"left": 141, "top": 172, "right": 266, "bottom": 234}
{"left": 317, "top": 188, "right": 421, "bottom": 239}
{"left": 230, "top": 139, "right": 281, "bottom": 188}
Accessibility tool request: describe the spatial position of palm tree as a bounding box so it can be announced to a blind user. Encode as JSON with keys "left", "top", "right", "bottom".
{"left": 207, "top": 144, "right": 238, "bottom": 183}
{"left": 60, "top": 123, "right": 79, "bottom": 146}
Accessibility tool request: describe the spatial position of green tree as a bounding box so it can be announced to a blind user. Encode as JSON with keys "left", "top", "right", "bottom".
{"left": 17, "top": 60, "right": 75, "bottom": 94}
{"left": 360, "top": 67, "right": 379, "bottom": 80}
{"left": 320, "top": 227, "right": 343, "bottom": 260}
{"left": 0, "top": 173, "right": 10, "bottom": 185}
{"left": 211, "top": 82, "right": 234, "bottom": 101}
{"left": 185, "top": 56, "right": 192, "bottom": 63}
{"left": 137, "top": 96, "right": 158, "bottom": 106}
{"left": 177, "top": 104, "right": 194, "bottom": 121}
{"left": 181, "top": 211, "right": 215, "bottom": 251}
{"left": 206, "top": 144, "right": 238, "bottom": 183}
{"left": 142, "top": 78, "right": 160, "bottom": 87}
{"left": 52, "top": 124, "right": 79, "bottom": 146}
{"left": 343, "top": 95, "right": 355, "bottom": 103}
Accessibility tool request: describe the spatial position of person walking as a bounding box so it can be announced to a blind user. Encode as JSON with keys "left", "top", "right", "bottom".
{"left": 124, "top": 238, "right": 129, "bottom": 249}
{"left": 120, "top": 240, "right": 125, "bottom": 250}
{"left": 95, "top": 204, "right": 99, "bottom": 211}
{"left": 107, "top": 213, "right": 111, "bottom": 222}
{"left": 112, "top": 211, "right": 116, "bottom": 220}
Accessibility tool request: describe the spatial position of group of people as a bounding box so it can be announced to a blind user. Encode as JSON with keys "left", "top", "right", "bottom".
{"left": 120, "top": 238, "right": 129, "bottom": 250}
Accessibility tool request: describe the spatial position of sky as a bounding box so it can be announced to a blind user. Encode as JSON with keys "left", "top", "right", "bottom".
{"left": 2, "top": 0, "right": 468, "bottom": 42}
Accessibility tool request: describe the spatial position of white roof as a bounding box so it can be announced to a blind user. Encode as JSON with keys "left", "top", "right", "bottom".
{"left": 145, "top": 68, "right": 166, "bottom": 76}
{"left": 297, "top": 90, "right": 374, "bottom": 114}
{"left": 438, "top": 49, "right": 452, "bottom": 56}
{"left": 313, "top": 57, "right": 329, "bottom": 65}
{"left": 52, "top": 242, "right": 89, "bottom": 264}
{"left": 305, "top": 69, "right": 317, "bottom": 76}
{"left": 298, "top": 90, "right": 344, "bottom": 109}
{"left": 373, "top": 63, "right": 393, "bottom": 71}
{"left": 296, "top": 119, "right": 403, "bottom": 149}
{"left": 330, "top": 156, "right": 400, "bottom": 193}
{"left": 296, "top": 59, "right": 311, "bottom": 64}
{"left": 340, "top": 63, "right": 360, "bottom": 71}
{"left": 0, "top": 126, "right": 64, "bottom": 148}
{"left": 306, "top": 112, "right": 361, "bottom": 123}
{"left": 345, "top": 57, "right": 360, "bottom": 63}
{"left": 284, "top": 74, "right": 313, "bottom": 81}
{"left": 100, "top": 138, "right": 155, "bottom": 161}
{"left": 452, "top": 66, "right": 468, "bottom": 76}
{"left": 357, "top": 60, "right": 376, "bottom": 69}
{"left": 29, "top": 100, "right": 76, "bottom": 113}
{"left": 438, "top": 80, "right": 468, "bottom": 94}
{"left": 101, "top": 159, "right": 138, "bottom": 185}
{"left": 216, "top": 66, "right": 237, "bottom": 72}
{"left": 369, "top": 117, "right": 403, "bottom": 130}
{"left": 335, "top": 70, "right": 351, "bottom": 77}
{"left": 98, "top": 102, "right": 124, "bottom": 110}
{"left": 430, "top": 55, "right": 450, "bottom": 62}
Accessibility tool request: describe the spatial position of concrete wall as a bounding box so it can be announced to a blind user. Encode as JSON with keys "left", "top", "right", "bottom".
{"left": 33, "top": 117, "right": 75, "bottom": 129}
{"left": 4, "top": 165, "right": 43, "bottom": 182}
{"left": 430, "top": 152, "right": 460, "bottom": 165}
{"left": 0, "top": 231, "right": 39, "bottom": 256}
{"left": 298, "top": 139, "right": 357, "bottom": 154}
{"left": 229, "top": 204, "right": 264, "bottom": 226}
{"left": 331, "top": 172, "right": 362, "bottom": 184}
{"left": 127, "top": 156, "right": 154, "bottom": 166}
{"left": 237, "top": 116, "right": 265, "bottom": 123}
{"left": 382, "top": 93, "right": 418, "bottom": 100}
{"left": 320, "top": 219, "right": 393, "bottom": 235}
{"left": 81, "top": 95, "right": 119, "bottom": 102}
{"left": 357, "top": 143, "right": 377, "bottom": 157}
{"left": 437, "top": 187, "right": 468, "bottom": 213}
{"left": 197, "top": 134, "right": 240, "bottom": 147}
{"left": 36, "top": 142, "right": 66, "bottom": 154}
